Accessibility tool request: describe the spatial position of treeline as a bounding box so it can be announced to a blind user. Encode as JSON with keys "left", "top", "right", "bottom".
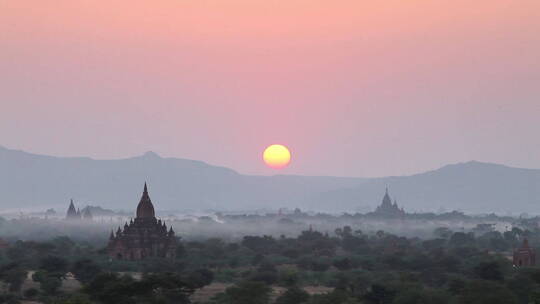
{"left": 1, "top": 224, "right": 540, "bottom": 303}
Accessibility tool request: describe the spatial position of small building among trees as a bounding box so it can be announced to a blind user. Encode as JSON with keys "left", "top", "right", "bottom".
{"left": 372, "top": 188, "right": 406, "bottom": 218}
{"left": 513, "top": 238, "right": 536, "bottom": 267}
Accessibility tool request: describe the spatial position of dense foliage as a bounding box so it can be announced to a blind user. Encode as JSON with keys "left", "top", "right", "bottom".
{"left": 1, "top": 217, "right": 540, "bottom": 304}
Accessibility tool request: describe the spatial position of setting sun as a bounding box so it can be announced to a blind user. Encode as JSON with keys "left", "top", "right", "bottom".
{"left": 263, "top": 144, "right": 291, "bottom": 169}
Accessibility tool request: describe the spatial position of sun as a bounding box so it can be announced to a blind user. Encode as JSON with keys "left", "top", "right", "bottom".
{"left": 263, "top": 144, "right": 291, "bottom": 169}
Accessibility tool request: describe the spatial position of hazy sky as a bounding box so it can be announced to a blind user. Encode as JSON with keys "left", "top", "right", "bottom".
{"left": 1, "top": 1, "right": 539, "bottom": 177}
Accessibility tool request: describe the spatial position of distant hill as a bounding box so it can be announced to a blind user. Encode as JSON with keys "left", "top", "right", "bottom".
{"left": 0, "top": 146, "right": 538, "bottom": 214}
{"left": 314, "top": 161, "right": 540, "bottom": 214}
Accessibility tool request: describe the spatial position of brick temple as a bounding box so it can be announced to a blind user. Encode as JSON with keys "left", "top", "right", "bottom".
{"left": 108, "top": 183, "right": 177, "bottom": 260}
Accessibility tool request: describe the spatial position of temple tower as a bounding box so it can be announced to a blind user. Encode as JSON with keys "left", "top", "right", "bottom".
{"left": 66, "top": 199, "right": 81, "bottom": 220}
{"left": 513, "top": 238, "right": 536, "bottom": 267}
{"left": 107, "top": 183, "right": 177, "bottom": 260}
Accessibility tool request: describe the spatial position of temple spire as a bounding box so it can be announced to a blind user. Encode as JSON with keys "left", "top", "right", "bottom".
{"left": 107, "top": 183, "right": 178, "bottom": 260}
{"left": 136, "top": 182, "right": 155, "bottom": 219}
{"left": 382, "top": 187, "right": 392, "bottom": 207}
{"left": 66, "top": 199, "right": 78, "bottom": 219}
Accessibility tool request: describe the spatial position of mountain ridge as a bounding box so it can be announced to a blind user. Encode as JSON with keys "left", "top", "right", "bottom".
{"left": 0, "top": 146, "right": 538, "bottom": 214}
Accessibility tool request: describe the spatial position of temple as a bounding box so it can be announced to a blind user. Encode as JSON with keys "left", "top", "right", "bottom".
{"left": 66, "top": 199, "right": 81, "bottom": 220}
{"left": 66, "top": 199, "right": 92, "bottom": 221}
{"left": 82, "top": 207, "right": 93, "bottom": 220}
{"left": 373, "top": 188, "right": 406, "bottom": 218}
{"left": 0, "top": 238, "right": 9, "bottom": 250}
{"left": 513, "top": 238, "right": 536, "bottom": 267}
{"left": 107, "top": 183, "right": 177, "bottom": 260}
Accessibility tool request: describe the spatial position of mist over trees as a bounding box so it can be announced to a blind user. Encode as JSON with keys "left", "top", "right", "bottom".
{"left": 1, "top": 215, "right": 540, "bottom": 304}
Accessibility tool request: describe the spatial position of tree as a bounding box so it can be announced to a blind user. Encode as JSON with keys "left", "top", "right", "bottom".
{"left": 23, "top": 288, "right": 39, "bottom": 299}
{"left": 50, "top": 236, "right": 76, "bottom": 256}
{"left": 84, "top": 272, "right": 196, "bottom": 304}
{"left": 436, "top": 255, "right": 461, "bottom": 273}
{"left": 309, "top": 290, "right": 354, "bottom": 304}
{"left": 447, "top": 277, "right": 466, "bottom": 295}
{"left": 449, "top": 232, "right": 475, "bottom": 248}
{"left": 221, "top": 281, "right": 272, "bottom": 304}
{"left": 242, "top": 236, "right": 276, "bottom": 254}
{"left": 506, "top": 269, "right": 538, "bottom": 304}
{"left": 297, "top": 256, "right": 331, "bottom": 272}
{"left": 334, "top": 272, "right": 370, "bottom": 297}
{"left": 0, "top": 293, "right": 21, "bottom": 304}
{"left": 0, "top": 262, "right": 27, "bottom": 292}
{"left": 202, "top": 238, "right": 227, "bottom": 259}
{"left": 186, "top": 268, "right": 214, "bottom": 289}
{"left": 473, "top": 261, "right": 504, "bottom": 281}
{"left": 139, "top": 272, "right": 195, "bottom": 304}
{"left": 335, "top": 226, "right": 353, "bottom": 238}
{"left": 39, "top": 255, "right": 68, "bottom": 274}
{"left": 275, "top": 286, "right": 310, "bottom": 304}
{"left": 459, "top": 280, "right": 518, "bottom": 304}
{"left": 333, "top": 258, "right": 353, "bottom": 271}
{"left": 71, "top": 259, "right": 102, "bottom": 285}
{"left": 433, "top": 227, "right": 453, "bottom": 239}
{"left": 250, "top": 268, "right": 279, "bottom": 285}
{"left": 392, "top": 289, "right": 449, "bottom": 304}
{"left": 422, "top": 239, "right": 446, "bottom": 251}
{"left": 32, "top": 270, "right": 62, "bottom": 295}
{"left": 5, "top": 242, "right": 32, "bottom": 262}
{"left": 31, "top": 255, "right": 68, "bottom": 295}
{"left": 364, "top": 284, "right": 396, "bottom": 304}
{"left": 477, "top": 232, "right": 508, "bottom": 252}
{"left": 49, "top": 294, "right": 93, "bottom": 304}
{"left": 83, "top": 273, "right": 136, "bottom": 304}
{"left": 342, "top": 235, "right": 368, "bottom": 253}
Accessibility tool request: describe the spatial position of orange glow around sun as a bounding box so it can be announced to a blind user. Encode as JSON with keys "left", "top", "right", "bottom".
{"left": 263, "top": 144, "right": 291, "bottom": 169}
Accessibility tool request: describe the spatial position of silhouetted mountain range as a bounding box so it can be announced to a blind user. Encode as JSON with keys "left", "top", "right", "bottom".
{"left": 0, "top": 146, "right": 538, "bottom": 214}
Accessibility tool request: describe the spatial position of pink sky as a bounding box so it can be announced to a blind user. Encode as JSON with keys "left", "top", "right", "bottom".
{"left": 1, "top": 0, "right": 539, "bottom": 176}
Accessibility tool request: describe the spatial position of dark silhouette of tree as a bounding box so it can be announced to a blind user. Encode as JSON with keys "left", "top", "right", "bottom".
{"left": 84, "top": 272, "right": 195, "bottom": 304}
{"left": 32, "top": 270, "right": 62, "bottom": 295}
{"left": 71, "top": 259, "right": 103, "bottom": 285}
{"left": 364, "top": 284, "right": 396, "bottom": 304}
{"left": 220, "top": 280, "right": 271, "bottom": 304}
{"left": 0, "top": 262, "right": 27, "bottom": 292}
{"left": 309, "top": 290, "right": 355, "bottom": 304}
{"left": 275, "top": 286, "right": 310, "bottom": 304}
{"left": 83, "top": 273, "right": 136, "bottom": 304}
{"left": 392, "top": 288, "right": 449, "bottom": 304}
{"left": 433, "top": 227, "right": 453, "bottom": 239}
{"left": 473, "top": 261, "right": 504, "bottom": 281}
{"left": 459, "top": 280, "right": 518, "bottom": 304}
{"left": 32, "top": 255, "right": 69, "bottom": 295}
{"left": 242, "top": 236, "right": 276, "bottom": 254}
{"left": 449, "top": 232, "right": 476, "bottom": 248}
{"left": 39, "top": 255, "right": 68, "bottom": 274}
{"left": 186, "top": 268, "right": 214, "bottom": 289}
{"left": 447, "top": 278, "right": 466, "bottom": 295}
{"left": 333, "top": 258, "right": 353, "bottom": 271}
{"left": 0, "top": 293, "right": 21, "bottom": 304}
